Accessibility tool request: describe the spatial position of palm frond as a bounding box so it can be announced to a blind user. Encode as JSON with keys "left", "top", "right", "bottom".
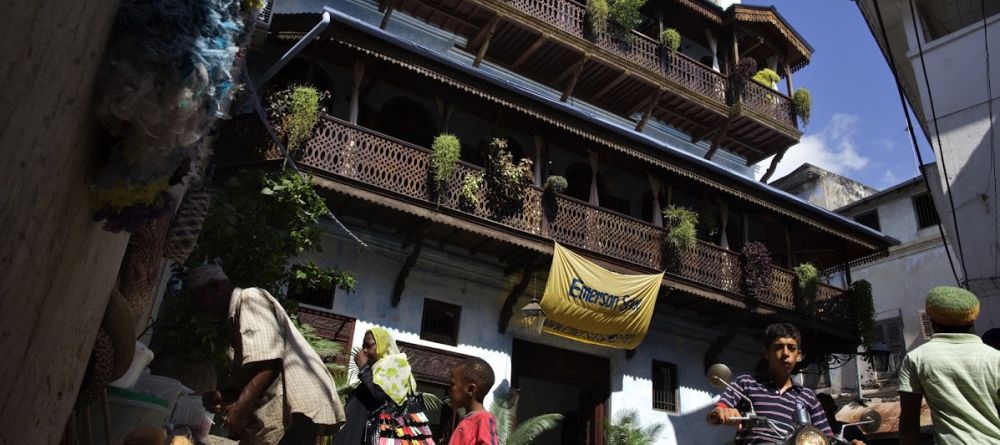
{"left": 507, "top": 413, "right": 564, "bottom": 445}
{"left": 421, "top": 392, "right": 444, "bottom": 416}
{"left": 605, "top": 409, "right": 664, "bottom": 445}
{"left": 490, "top": 394, "right": 517, "bottom": 445}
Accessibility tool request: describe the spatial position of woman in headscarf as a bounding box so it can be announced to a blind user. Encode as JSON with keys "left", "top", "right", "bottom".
{"left": 333, "top": 327, "right": 416, "bottom": 445}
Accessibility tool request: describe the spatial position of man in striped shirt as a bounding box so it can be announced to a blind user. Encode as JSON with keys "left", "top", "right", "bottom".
{"left": 708, "top": 323, "right": 864, "bottom": 445}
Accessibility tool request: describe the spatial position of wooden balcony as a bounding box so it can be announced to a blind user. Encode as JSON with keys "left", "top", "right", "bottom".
{"left": 379, "top": 0, "right": 800, "bottom": 162}
{"left": 218, "top": 114, "right": 845, "bottom": 325}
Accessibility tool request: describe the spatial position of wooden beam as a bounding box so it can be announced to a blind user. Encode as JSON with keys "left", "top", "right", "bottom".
{"left": 560, "top": 55, "right": 590, "bottom": 102}
{"left": 467, "top": 238, "right": 492, "bottom": 256}
{"left": 634, "top": 89, "right": 664, "bottom": 132}
{"left": 498, "top": 265, "right": 535, "bottom": 334}
{"left": 590, "top": 70, "right": 631, "bottom": 102}
{"left": 690, "top": 126, "right": 719, "bottom": 144}
{"left": 759, "top": 147, "right": 788, "bottom": 183}
{"left": 438, "top": 228, "right": 461, "bottom": 248}
{"left": 412, "top": 2, "right": 478, "bottom": 31}
{"left": 379, "top": 0, "right": 401, "bottom": 29}
{"left": 391, "top": 230, "right": 425, "bottom": 307}
{"left": 512, "top": 33, "right": 549, "bottom": 68}
{"left": 784, "top": 62, "right": 793, "bottom": 96}
{"left": 473, "top": 16, "right": 501, "bottom": 68}
{"left": 468, "top": 15, "right": 501, "bottom": 53}
{"left": 625, "top": 88, "right": 659, "bottom": 117}
{"left": 741, "top": 37, "right": 764, "bottom": 56}
{"left": 553, "top": 53, "right": 589, "bottom": 85}
{"left": 704, "top": 118, "right": 732, "bottom": 160}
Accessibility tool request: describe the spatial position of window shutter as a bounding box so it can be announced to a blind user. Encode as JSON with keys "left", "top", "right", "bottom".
{"left": 919, "top": 311, "right": 935, "bottom": 339}
{"left": 885, "top": 320, "right": 903, "bottom": 346}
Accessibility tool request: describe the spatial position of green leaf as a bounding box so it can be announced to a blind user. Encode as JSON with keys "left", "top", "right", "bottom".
{"left": 260, "top": 187, "right": 275, "bottom": 195}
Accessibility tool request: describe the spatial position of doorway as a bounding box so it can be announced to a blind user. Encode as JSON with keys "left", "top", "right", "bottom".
{"left": 512, "top": 340, "right": 610, "bottom": 445}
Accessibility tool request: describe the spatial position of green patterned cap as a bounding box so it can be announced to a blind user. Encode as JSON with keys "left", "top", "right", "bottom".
{"left": 926, "top": 286, "right": 980, "bottom": 327}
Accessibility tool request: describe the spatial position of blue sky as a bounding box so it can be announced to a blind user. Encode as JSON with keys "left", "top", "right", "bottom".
{"left": 754, "top": 0, "right": 933, "bottom": 189}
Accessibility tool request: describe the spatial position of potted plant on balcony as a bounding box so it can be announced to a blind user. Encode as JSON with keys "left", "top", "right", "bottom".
{"left": 483, "top": 138, "right": 533, "bottom": 216}
{"left": 460, "top": 171, "right": 484, "bottom": 210}
{"left": 542, "top": 175, "right": 568, "bottom": 221}
{"left": 792, "top": 87, "right": 812, "bottom": 127}
{"left": 266, "top": 85, "right": 330, "bottom": 154}
{"left": 659, "top": 28, "right": 681, "bottom": 55}
{"left": 607, "top": 0, "right": 647, "bottom": 44}
{"left": 430, "top": 134, "right": 462, "bottom": 202}
{"left": 752, "top": 68, "right": 781, "bottom": 90}
{"left": 662, "top": 206, "right": 698, "bottom": 270}
{"left": 586, "top": 0, "right": 609, "bottom": 37}
{"left": 793, "top": 262, "right": 819, "bottom": 315}
{"left": 740, "top": 241, "right": 772, "bottom": 311}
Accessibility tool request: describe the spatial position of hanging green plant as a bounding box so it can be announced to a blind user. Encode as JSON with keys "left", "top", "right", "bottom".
{"left": 608, "top": 0, "right": 647, "bottom": 32}
{"left": 662, "top": 206, "right": 698, "bottom": 269}
{"left": 544, "top": 175, "right": 568, "bottom": 194}
{"left": 752, "top": 68, "right": 780, "bottom": 89}
{"left": 793, "top": 263, "right": 819, "bottom": 313}
{"left": 483, "top": 138, "right": 533, "bottom": 214}
{"left": 850, "top": 279, "right": 876, "bottom": 360}
{"left": 659, "top": 28, "right": 681, "bottom": 54}
{"left": 792, "top": 88, "right": 812, "bottom": 127}
{"left": 740, "top": 241, "right": 772, "bottom": 310}
{"left": 430, "top": 134, "right": 462, "bottom": 193}
{"left": 587, "top": 0, "right": 610, "bottom": 36}
{"left": 461, "top": 171, "right": 484, "bottom": 206}
{"left": 267, "top": 85, "right": 330, "bottom": 152}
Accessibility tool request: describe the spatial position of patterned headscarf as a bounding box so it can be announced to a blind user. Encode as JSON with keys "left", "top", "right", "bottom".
{"left": 368, "top": 327, "right": 416, "bottom": 405}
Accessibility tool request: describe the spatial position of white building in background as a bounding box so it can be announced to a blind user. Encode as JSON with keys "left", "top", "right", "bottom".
{"left": 857, "top": 0, "right": 1000, "bottom": 331}
{"left": 831, "top": 174, "right": 957, "bottom": 396}
{"left": 772, "top": 164, "right": 956, "bottom": 395}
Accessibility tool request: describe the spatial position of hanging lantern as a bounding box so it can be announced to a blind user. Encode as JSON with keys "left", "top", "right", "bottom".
{"left": 519, "top": 298, "right": 546, "bottom": 336}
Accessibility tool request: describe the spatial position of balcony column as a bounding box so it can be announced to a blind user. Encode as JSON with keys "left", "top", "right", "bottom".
{"left": 588, "top": 149, "right": 600, "bottom": 206}
{"left": 533, "top": 134, "right": 545, "bottom": 187}
{"left": 647, "top": 173, "right": 663, "bottom": 227}
{"left": 784, "top": 62, "right": 794, "bottom": 96}
{"left": 435, "top": 98, "right": 454, "bottom": 133}
{"left": 706, "top": 29, "right": 720, "bottom": 72}
{"left": 349, "top": 61, "right": 365, "bottom": 125}
{"left": 719, "top": 200, "right": 729, "bottom": 249}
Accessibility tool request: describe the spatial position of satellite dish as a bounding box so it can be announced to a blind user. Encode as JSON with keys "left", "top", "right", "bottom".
{"left": 706, "top": 363, "right": 733, "bottom": 389}
{"left": 859, "top": 410, "right": 882, "bottom": 434}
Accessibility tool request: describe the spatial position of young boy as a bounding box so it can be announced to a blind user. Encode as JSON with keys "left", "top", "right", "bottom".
{"left": 448, "top": 357, "right": 499, "bottom": 445}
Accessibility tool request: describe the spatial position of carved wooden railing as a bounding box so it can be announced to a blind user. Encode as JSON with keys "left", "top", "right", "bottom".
{"left": 677, "top": 240, "right": 742, "bottom": 295}
{"left": 740, "top": 80, "right": 796, "bottom": 128}
{"left": 815, "top": 282, "right": 853, "bottom": 326}
{"left": 762, "top": 266, "right": 796, "bottom": 309}
{"left": 504, "top": 0, "right": 727, "bottom": 107}
{"left": 218, "top": 114, "right": 845, "bottom": 321}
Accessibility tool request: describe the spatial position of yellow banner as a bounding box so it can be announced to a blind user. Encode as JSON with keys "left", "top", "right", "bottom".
{"left": 540, "top": 243, "right": 664, "bottom": 349}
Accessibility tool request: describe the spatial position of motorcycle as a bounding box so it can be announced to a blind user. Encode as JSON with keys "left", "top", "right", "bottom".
{"left": 706, "top": 363, "right": 882, "bottom": 445}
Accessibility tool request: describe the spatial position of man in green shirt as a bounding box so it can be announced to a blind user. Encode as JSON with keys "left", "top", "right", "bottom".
{"left": 898, "top": 286, "right": 1000, "bottom": 444}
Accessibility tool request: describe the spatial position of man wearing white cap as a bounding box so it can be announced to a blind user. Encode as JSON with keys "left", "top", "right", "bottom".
{"left": 189, "top": 264, "right": 345, "bottom": 444}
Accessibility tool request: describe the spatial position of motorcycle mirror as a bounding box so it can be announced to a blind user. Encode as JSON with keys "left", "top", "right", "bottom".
{"left": 706, "top": 363, "right": 732, "bottom": 389}
{"left": 858, "top": 410, "right": 882, "bottom": 434}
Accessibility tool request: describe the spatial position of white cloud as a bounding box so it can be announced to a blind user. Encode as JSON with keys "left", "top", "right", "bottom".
{"left": 755, "top": 113, "right": 871, "bottom": 181}
{"left": 880, "top": 170, "right": 899, "bottom": 187}
{"left": 874, "top": 137, "right": 896, "bottom": 152}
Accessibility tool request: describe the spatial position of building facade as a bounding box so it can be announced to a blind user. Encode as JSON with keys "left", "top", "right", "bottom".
{"left": 858, "top": 0, "right": 1000, "bottom": 332}
{"left": 214, "top": 0, "right": 896, "bottom": 443}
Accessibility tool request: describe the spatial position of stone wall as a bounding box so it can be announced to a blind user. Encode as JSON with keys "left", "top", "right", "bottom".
{"left": 0, "top": 1, "right": 129, "bottom": 443}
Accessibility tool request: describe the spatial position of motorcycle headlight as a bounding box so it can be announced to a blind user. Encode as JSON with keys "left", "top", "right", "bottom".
{"left": 793, "top": 426, "right": 829, "bottom": 445}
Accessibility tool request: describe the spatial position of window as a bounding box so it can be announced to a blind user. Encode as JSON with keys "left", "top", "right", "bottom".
{"left": 912, "top": 193, "right": 940, "bottom": 229}
{"left": 854, "top": 210, "right": 881, "bottom": 231}
{"left": 872, "top": 318, "right": 905, "bottom": 378}
{"left": 919, "top": 310, "right": 936, "bottom": 339}
{"left": 652, "top": 361, "right": 679, "bottom": 412}
{"left": 420, "top": 299, "right": 461, "bottom": 346}
{"left": 917, "top": 0, "right": 1000, "bottom": 41}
